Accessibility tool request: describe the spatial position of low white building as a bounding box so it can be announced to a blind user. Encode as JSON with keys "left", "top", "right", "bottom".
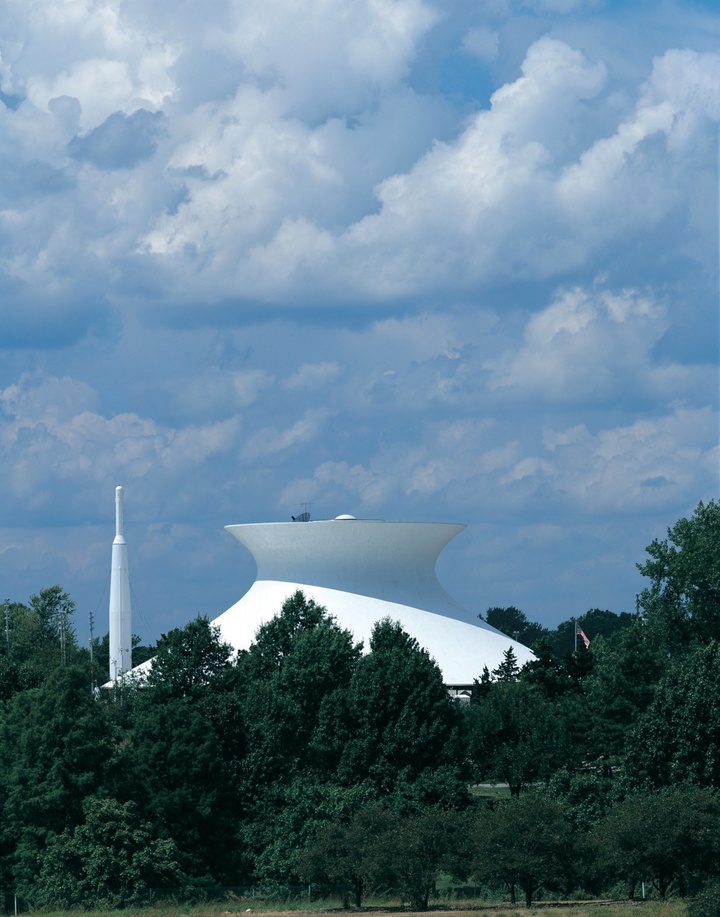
{"left": 210, "top": 514, "right": 533, "bottom": 689}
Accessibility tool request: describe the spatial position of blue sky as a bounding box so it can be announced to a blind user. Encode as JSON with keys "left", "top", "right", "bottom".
{"left": 0, "top": 0, "right": 717, "bottom": 646}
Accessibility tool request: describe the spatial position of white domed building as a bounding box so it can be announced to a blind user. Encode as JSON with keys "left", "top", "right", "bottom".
{"left": 210, "top": 514, "right": 533, "bottom": 691}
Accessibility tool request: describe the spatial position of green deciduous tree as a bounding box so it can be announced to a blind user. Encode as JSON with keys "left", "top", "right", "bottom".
{"left": 624, "top": 641, "right": 720, "bottom": 789}
{"left": 689, "top": 880, "right": 720, "bottom": 917}
{"left": 547, "top": 610, "right": 636, "bottom": 658}
{"left": 481, "top": 608, "right": 546, "bottom": 648}
{"left": 0, "top": 665, "right": 111, "bottom": 890}
{"left": 471, "top": 794, "right": 575, "bottom": 906}
{"left": 28, "top": 585, "right": 77, "bottom": 652}
{"left": 637, "top": 499, "right": 720, "bottom": 651}
{"left": 33, "top": 796, "right": 186, "bottom": 909}
{"left": 249, "top": 780, "right": 371, "bottom": 885}
{"left": 237, "top": 593, "right": 361, "bottom": 792}
{"left": 299, "top": 802, "right": 396, "bottom": 907}
{"left": 146, "top": 615, "right": 235, "bottom": 698}
{"left": 109, "top": 692, "right": 240, "bottom": 882}
{"left": 594, "top": 787, "right": 720, "bottom": 899}
{"left": 581, "top": 619, "right": 665, "bottom": 760}
{"left": 301, "top": 804, "right": 466, "bottom": 910}
{"left": 0, "top": 588, "right": 83, "bottom": 695}
{"left": 234, "top": 594, "right": 364, "bottom": 879}
{"left": 380, "top": 807, "right": 467, "bottom": 910}
{"left": 270, "top": 617, "right": 361, "bottom": 775}
{"left": 465, "top": 682, "right": 571, "bottom": 796}
{"left": 543, "top": 768, "right": 614, "bottom": 833}
{"left": 338, "top": 618, "right": 463, "bottom": 799}
{"left": 243, "top": 590, "right": 331, "bottom": 676}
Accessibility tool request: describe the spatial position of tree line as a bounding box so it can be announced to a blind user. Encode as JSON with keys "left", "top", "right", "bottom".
{"left": 0, "top": 499, "right": 718, "bottom": 911}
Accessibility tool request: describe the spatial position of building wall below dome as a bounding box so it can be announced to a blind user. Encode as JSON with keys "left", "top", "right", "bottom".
{"left": 211, "top": 579, "right": 534, "bottom": 686}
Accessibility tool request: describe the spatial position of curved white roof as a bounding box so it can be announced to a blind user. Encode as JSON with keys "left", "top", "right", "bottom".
{"left": 211, "top": 517, "right": 533, "bottom": 685}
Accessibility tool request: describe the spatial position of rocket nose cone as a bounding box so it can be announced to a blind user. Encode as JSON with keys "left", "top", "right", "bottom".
{"left": 114, "top": 486, "right": 125, "bottom": 537}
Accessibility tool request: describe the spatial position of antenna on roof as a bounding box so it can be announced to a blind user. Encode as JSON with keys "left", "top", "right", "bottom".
{"left": 291, "top": 501, "right": 312, "bottom": 522}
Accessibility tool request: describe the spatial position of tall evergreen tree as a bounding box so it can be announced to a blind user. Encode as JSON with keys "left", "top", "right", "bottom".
{"left": 521, "top": 636, "right": 570, "bottom": 698}
{"left": 492, "top": 646, "right": 520, "bottom": 682}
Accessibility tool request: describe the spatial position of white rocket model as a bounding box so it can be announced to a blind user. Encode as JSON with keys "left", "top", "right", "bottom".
{"left": 108, "top": 485, "right": 132, "bottom": 681}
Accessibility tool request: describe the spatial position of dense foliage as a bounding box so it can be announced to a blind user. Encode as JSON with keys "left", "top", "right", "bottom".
{"left": 0, "top": 499, "right": 719, "bottom": 910}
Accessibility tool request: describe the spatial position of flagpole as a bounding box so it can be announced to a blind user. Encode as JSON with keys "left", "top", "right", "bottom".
{"left": 574, "top": 618, "right": 577, "bottom": 653}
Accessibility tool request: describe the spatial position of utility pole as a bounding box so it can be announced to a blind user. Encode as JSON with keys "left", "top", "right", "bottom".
{"left": 89, "top": 611, "right": 96, "bottom": 693}
{"left": 59, "top": 610, "right": 67, "bottom": 667}
{"left": 4, "top": 598, "right": 10, "bottom": 657}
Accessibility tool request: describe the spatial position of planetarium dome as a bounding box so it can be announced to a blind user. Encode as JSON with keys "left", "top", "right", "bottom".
{"left": 209, "top": 514, "right": 534, "bottom": 687}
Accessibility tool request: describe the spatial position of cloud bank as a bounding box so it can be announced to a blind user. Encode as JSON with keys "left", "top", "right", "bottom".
{"left": 0, "top": 0, "right": 717, "bottom": 640}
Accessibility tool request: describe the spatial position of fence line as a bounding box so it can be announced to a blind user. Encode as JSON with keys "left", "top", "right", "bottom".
{"left": 2, "top": 883, "right": 506, "bottom": 913}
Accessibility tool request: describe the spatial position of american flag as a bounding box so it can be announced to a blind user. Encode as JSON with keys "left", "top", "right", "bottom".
{"left": 576, "top": 625, "right": 590, "bottom": 648}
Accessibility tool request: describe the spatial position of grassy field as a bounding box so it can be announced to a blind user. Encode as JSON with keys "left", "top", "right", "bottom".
{"left": 469, "top": 784, "right": 513, "bottom": 800}
{"left": 24, "top": 898, "right": 689, "bottom": 917}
